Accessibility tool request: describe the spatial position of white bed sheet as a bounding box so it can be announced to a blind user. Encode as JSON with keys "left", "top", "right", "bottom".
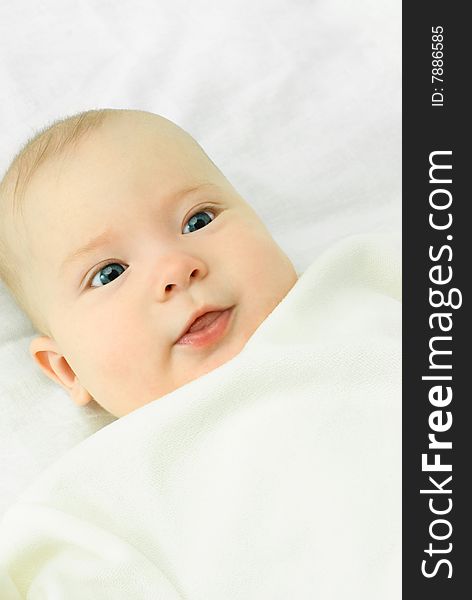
{"left": 0, "top": 0, "right": 401, "bottom": 519}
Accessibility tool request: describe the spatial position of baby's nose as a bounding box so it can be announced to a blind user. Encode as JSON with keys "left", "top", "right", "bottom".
{"left": 154, "top": 253, "right": 208, "bottom": 301}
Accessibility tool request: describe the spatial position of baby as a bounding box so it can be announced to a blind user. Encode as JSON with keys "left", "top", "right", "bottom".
{"left": 0, "top": 108, "right": 298, "bottom": 417}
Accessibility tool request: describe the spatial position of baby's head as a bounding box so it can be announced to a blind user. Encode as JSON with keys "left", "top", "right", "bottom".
{"left": 0, "top": 109, "right": 297, "bottom": 417}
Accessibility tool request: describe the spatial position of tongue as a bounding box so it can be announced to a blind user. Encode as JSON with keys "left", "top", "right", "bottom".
{"left": 187, "top": 311, "right": 222, "bottom": 333}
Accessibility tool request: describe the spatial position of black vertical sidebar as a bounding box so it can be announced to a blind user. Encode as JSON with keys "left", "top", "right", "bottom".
{"left": 403, "top": 3, "right": 470, "bottom": 598}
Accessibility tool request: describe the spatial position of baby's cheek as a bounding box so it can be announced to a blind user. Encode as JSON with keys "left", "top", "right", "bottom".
{"left": 72, "top": 332, "right": 152, "bottom": 409}
{"left": 63, "top": 314, "right": 131, "bottom": 379}
{"left": 93, "top": 324, "right": 145, "bottom": 374}
{"left": 232, "top": 229, "right": 286, "bottom": 284}
{"left": 232, "top": 231, "right": 296, "bottom": 321}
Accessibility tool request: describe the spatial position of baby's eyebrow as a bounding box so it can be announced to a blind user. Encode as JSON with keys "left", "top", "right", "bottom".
{"left": 60, "top": 230, "right": 116, "bottom": 274}
{"left": 59, "top": 183, "right": 216, "bottom": 274}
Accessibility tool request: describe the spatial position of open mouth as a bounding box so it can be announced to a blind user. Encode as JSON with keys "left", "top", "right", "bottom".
{"left": 175, "top": 307, "right": 234, "bottom": 348}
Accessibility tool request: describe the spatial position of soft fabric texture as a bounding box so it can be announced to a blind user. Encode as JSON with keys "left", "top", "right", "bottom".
{"left": 0, "top": 0, "right": 400, "bottom": 521}
{"left": 0, "top": 233, "right": 401, "bottom": 599}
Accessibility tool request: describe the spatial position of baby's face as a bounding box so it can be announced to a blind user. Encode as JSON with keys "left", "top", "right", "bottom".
{"left": 20, "top": 112, "right": 297, "bottom": 416}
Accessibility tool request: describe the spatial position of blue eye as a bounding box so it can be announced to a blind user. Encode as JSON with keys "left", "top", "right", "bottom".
{"left": 90, "top": 263, "right": 126, "bottom": 288}
{"left": 182, "top": 210, "right": 215, "bottom": 234}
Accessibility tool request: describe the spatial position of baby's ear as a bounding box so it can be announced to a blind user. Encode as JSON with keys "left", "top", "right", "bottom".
{"left": 29, "top": 336, "right": 92, "bottom": 407}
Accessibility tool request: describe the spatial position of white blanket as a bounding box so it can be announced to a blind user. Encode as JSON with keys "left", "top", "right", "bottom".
{"left": 0, "top": 234, "right": 401, "bottom": 599}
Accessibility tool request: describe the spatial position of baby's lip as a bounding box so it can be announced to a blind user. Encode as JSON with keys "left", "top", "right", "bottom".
{"left": 175, "top": 305, "right": 233, "bottom": 343}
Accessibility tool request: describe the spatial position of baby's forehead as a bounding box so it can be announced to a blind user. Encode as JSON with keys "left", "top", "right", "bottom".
{"left": 16, "top": 112, "right": 233, "bottom": 243}
{"left": 60, "top": 122, "right": 212, "bottom": 186}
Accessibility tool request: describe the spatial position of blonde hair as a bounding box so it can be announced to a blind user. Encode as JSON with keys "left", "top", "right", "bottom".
{"left": 0, "top": 108, "right": 114, "bottom": 335}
